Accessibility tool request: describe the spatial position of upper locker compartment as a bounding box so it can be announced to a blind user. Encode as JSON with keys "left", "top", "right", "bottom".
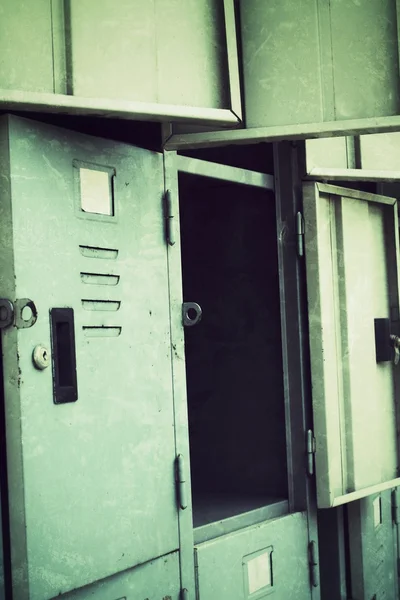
{"left": 303, "top": 182, "right": 400, "bottom": 508}
{"left": 239, "top": 0, "right": 400, "bottom": 129}
{"left": 0, "top": 0, "right": 241, "bottom": 128}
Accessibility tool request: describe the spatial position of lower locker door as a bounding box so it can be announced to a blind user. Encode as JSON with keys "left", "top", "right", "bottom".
{"left": 49, "top": 552, "right": 181, "bottom": 600}
{"left": 195, "top": 512, "right": 312, "bottom": 600}
{"left": 347, "top": 490, "right": 398, "bottom": 599}
{"left": 0, "top": 115, "right": 180, "bottom": 599}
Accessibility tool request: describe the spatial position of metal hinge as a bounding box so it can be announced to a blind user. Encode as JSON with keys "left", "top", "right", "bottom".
{"left": 308, "top": 540, "right": 319, "bottom": 588}
{"left": 306, "top": 429, "right": 316, "bottom": 477}
{"left": 164, "top": 189, "right": 176, "bottom": 246}
{"left": 392, "top": 489, "right": 400, "bottom": 525}
{"left": 296, "top": 211, "right": 305, "bottom": 257}
{"left": 176, "top": 454, "right": 188, "bottom": 510}
{"left": 0, "top": 298, "right": 37, "bottom": 330}
{"left": 194, "top": 549, "right": 200, "bottom": 600}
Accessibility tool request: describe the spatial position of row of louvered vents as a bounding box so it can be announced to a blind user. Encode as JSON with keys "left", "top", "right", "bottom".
{"left": 79, "top": 245, "right": 121, "bottom": 337}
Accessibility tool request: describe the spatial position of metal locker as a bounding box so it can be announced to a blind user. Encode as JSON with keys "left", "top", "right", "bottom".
{"left": 65, "top": 0, "right": 229, "bottom": 108}
{"left": 194, "top": 512, "right": 311, "bottom": 599}
{"left": 240, "top": 0, "right": 400, "bottom": 128}
{"left": 39, "top": 552, "right": 181, "bottom": 600}
{"left": 347, "top": 490, "right": 398, "bottom": 599}
{"left": 302, "top": 182, "right": 400, "bottom": 508}
{"left": 167, "top": 150, "right": 317, "bottom": 600}
{"left": 0, "top": 114, "right": 187, "bottom": 599}
{"left": 0, "top": 0, "right": 239, "bottom": 129}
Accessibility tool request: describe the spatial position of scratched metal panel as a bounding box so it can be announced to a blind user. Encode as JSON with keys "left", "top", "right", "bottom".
{"left": 0, "top": 115, "right": 179, "bottom": 600}
{"left": 66, "top": 0, "right": 229, "bottom": 108}
{"left": 66, "top": 0, "right": 158, "bottom": 101}
{"left": 155, "top": 0, "right": 229, "bottom": 108}
{"left": 360, "top": 133, "right": 400, "bottom": 171}
{"left": 240, "top": 0, "right": 324, "bottom": 127}
{"left": 195, "top": 512, "right": 311, "bottom": 599}
{"left": 54, "top": 551, "right": 181, "bottom": 600}
{"left": 347, "top": 491, "right": 398, "bottom": 599}
{"left": 303, "top": 183, "right": 400, "bottom": 508}
{"left": 240, "top": 0, "right": 400, "bottom": 128}
{"left": 305, "top": 138, "right": 349, "bottom": 171}
{"left": 0, "top": 0, "right": 54, "bottom": 92}
{"left": 330, "top": 0, "right": 400, "bottom": 120}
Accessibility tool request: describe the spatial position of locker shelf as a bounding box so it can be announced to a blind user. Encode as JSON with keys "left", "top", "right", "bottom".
{"left": 193, "top": 493, "right": 288, "bottom": 544}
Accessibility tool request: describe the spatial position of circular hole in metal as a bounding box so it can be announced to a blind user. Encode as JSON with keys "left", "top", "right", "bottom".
{"left": 187, "top": 307, "right": 198, "bottom": 321}
{"left": 21, "top": 305, "right": 33, "bottom": 321}
{"left": 0, "top": 306, "right": 7, "bottom": 321}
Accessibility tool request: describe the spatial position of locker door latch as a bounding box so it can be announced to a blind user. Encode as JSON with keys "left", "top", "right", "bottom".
{"left": 0, "top": 298, "right": 37, "bottom": 330}
{"left": 182, "top": 302, "right": 202, "bottom": 327}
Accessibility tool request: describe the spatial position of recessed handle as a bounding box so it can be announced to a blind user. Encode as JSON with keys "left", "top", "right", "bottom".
{"left": 182, "top": 302, "right": 202, "bottom": 327}
{"left": 374, "top": 318, "right": 391, "bottom": 362}
{"left": 50, "top": 308, "right": 78, "bottom": 404}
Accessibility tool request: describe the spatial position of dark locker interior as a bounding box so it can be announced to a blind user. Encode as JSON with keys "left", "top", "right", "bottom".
{"left": 178, "top": 173, "right": 288, "bottom": 528}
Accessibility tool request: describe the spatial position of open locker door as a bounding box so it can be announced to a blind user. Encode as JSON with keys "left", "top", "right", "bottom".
{"left": 303, "top": 182, "right": 400, "bottom": 509}
{"left": 0, "top": 115, "right": 188, "bottom": 600}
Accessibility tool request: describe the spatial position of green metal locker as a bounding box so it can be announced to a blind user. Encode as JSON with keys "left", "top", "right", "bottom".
{"left": 0, "top": 114, "right": 193, "bottom": 600}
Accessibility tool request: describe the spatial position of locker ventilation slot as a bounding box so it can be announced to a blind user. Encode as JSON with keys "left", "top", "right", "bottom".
{"left": 81, "top": 273, "right": 120, "bottom": 286}
{"left": 79, "top": 245, "right": 118, "bottom": 260}
{"left": 83, "top": 326, "right": 121, "bottom": 338}
{"left": 82, "top": 300, "right": 121, "bottom": 311}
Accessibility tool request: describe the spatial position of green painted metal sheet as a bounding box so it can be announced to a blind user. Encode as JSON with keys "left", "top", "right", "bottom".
{"left": 347, "top": 491, "right": 398, "bottom": 599}
{"left": 240, "top": 0, "right": 324, "bottom": 128}
{"left": 0, "top": 0, "right": 54, "bottom": 93}
{"left": 195, "top": 512, "right": 312, "bottom": 599}
{"left": 53, "top": 551, "right": 181, "bottom": 600}
{"left": 330, "top": 0, "right": 400, "bottom": 121}
{"left": 66, "top": 0, "right": 229, "bottom": 108}
{"left": 0, "top": 115, "right": 180, "bottom": 600}
{"left": 240, "top": 0, "right": 400, "bottom": 128}
{"left": 0, "top": 1, "right": 230, "bottom": 112}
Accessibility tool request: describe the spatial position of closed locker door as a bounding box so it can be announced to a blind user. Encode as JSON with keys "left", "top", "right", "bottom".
{"left": 0, "top": 115, "right": 181, "bottom": 600}
{"left": 347, "top": 490, "right": 398, "bottom": 599}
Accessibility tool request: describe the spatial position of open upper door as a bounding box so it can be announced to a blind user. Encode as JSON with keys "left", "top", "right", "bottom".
{"left": 303, "top": 182, "right": 400, "bottom": 508}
